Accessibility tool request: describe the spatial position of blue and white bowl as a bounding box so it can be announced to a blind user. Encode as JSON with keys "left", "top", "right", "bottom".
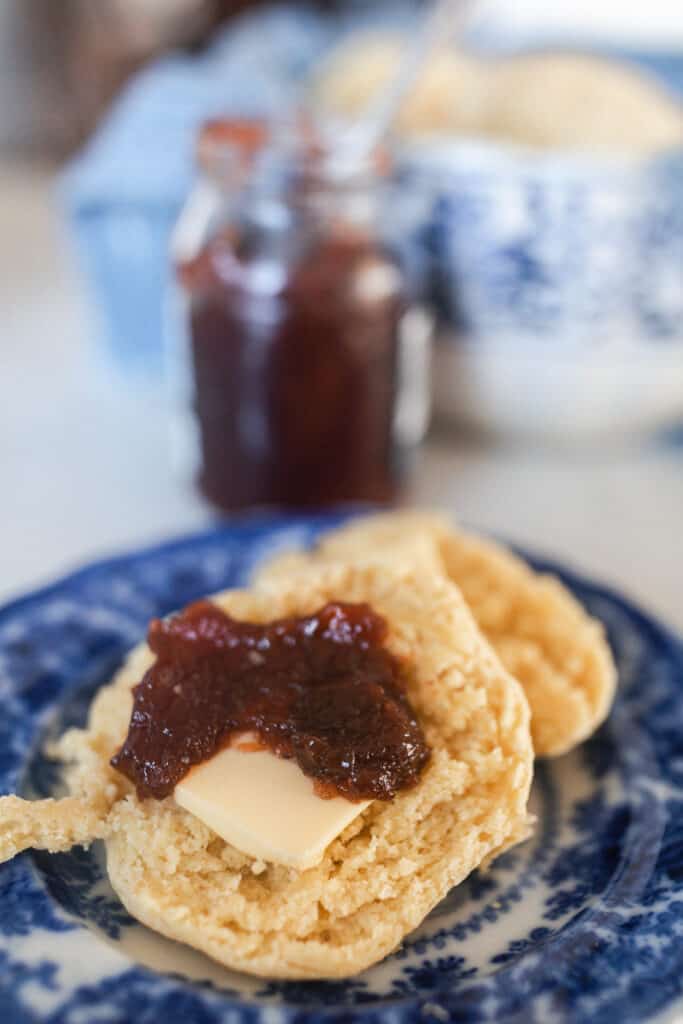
{"left": 398, "top": 140, "right": 683, "bottom": 438}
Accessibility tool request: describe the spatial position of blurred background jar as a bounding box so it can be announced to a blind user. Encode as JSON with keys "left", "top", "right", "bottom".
{"left": 169, "top": 119, "right": 432, "bottom": 512}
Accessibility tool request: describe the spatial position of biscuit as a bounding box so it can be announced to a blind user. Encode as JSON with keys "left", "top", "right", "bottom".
{"left": 0, "top": 795, "right": 109, "bottom": 863}
{"left": 254, "top": 512, "right": 617, "bottom": 757}
{"left": 0, "top": 562, "right": 532, "bottom": 980}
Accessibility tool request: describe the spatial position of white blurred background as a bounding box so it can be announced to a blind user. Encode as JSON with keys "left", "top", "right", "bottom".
{"left": 475, "top": 0, "right": 683, "bottom": 47}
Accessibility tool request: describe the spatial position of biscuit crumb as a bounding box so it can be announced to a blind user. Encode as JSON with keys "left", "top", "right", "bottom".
{"left": 0, "top": 795, "right": 110, "bottom": 862}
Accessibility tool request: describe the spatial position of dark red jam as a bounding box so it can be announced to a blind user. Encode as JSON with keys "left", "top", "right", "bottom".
{"left": 179, "top": 230, "right": 404, "bottom": 512}
{"left": 111, "top": 600, "right": 430, "bottom": 802}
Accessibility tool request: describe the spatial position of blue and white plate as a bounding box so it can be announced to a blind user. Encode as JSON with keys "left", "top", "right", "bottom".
{"left": 1, "top": 514, "right": 682, "bottom": 1024}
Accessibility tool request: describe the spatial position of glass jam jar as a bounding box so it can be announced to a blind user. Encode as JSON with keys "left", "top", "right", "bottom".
{"left": 170, "top": 119, "right": 431, "bottom": 513}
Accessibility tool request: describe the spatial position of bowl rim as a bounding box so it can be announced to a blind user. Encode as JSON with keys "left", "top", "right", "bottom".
{"left": 394, "top": 135, "right": 683, "bottom": 182}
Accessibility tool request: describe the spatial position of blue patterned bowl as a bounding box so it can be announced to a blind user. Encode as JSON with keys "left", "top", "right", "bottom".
{"left": 1, "top": 514, "right": 683, "bottom": 1023}
{"left": 398, "top": 142, "right": 683, "bottom": 437}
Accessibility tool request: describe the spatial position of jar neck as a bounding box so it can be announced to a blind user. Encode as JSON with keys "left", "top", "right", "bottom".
{"left": 289, "top": 176, "right": 383, "bottom": 232}
{"left": 208, "top": 143, "right": 387, "bottom": 232}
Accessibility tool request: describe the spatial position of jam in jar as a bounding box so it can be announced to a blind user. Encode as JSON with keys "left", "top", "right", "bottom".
{"left": 171, "top": 120, "right": 431, "bottom": 512}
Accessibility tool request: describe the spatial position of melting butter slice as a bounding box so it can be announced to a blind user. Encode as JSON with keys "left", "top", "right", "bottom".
{"left": 174, "top": 737, "right": 371, "bottom": 870}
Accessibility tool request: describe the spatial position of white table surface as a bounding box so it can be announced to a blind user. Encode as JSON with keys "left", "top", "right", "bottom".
{"left": 2, "top": 159, "right": 682, "bottom": 635}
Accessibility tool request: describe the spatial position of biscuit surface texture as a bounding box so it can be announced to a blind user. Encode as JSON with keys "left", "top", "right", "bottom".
{"left": 255, "top": 512, "right": 617, "bottom": 757}
{"left": 4, "top": 562, "right": 532, "bottom": 980}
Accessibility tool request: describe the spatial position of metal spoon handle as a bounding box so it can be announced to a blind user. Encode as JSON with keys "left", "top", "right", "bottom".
{"left": 341, "top": 0, "right": 475, "bottom": 161}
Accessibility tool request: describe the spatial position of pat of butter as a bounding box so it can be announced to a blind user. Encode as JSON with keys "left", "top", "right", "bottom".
{"left": 174, "top": 739, "right": 371, "bottom": 870}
